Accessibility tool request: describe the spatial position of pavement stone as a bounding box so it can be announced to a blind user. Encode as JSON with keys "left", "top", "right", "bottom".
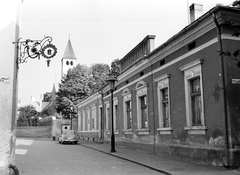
{"left": 78, "top": 139, "right": 240, "bottom": 175}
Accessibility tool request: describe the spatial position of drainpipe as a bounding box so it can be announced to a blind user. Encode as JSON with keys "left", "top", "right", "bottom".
{"left": 213, "top": 13, "right": 230, "bottom": 167}
{"left": 98, "top": 90, "right": 105, "bottom": 143}
{"left": 151, "top": 61, "right": 156, "bottom": 155}
{"left": 147, "top": 57, "right": 156, "bottom": 154}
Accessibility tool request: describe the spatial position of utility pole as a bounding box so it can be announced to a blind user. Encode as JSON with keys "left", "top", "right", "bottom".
{"left": 0, "top": 1, "right": 22, "bottom": 174}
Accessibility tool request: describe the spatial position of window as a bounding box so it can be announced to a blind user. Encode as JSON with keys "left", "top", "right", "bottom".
{"left": 122, "top": 88, "right": 132, "bottom": 131}
{"left": 78, "top": 109, "right": 81, "bottom": 131}
{"left": 191, "top": 78, "right": 202, "bottom": 126}
{"left": 113, "top": 98, "right": 118, "bottom": 131}
{"left": 126, "top": 100, "right": 132, "bottom": 129}
{"left": 91, "top": 105, "right": 97, "bottom": 130}
{"left": 105, "top": 102, "right": 110, "bottom": 131}
{"left": 140, "top": 95, "right": 147, "bottom": 128}
{"left": 136, "top": 81, "right": 149, "bottom": 133}
{"left": 155, "top": 74, "right": 172, "bottom": 134}
{"left": 161, "top": 88, "right": 170, "bottom": 127}
{"left": 180, "top": 59, "right": 206, "bottom": 134}
{"left": 99, "top": 106, "right": 103, "bottom": 131}
{"left": 82, "top": 110, "right": 85, "bottom": 131}
{"left": 87, "top": 108, "right": 90, "bottom": 131}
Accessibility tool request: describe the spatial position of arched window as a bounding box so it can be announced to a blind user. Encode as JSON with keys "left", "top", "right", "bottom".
{"left": 135, "top": 81, "right": 148, "bottom": 130}
{"left": 122, "top": 88, "right": 132, "bottom": 131}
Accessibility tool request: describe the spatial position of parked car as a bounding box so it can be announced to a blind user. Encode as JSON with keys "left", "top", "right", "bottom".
{"left": 58, "top": 130, "right": 78, "bottom": 144}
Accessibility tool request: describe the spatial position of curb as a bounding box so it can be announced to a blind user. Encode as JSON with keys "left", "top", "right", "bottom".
{"left": 79, "top": 143, "right": 172, "bottom": 175}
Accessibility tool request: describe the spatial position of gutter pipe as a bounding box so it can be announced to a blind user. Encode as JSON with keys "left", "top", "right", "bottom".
{"left": 212, "top": 12, "right": 230, "bottom": 167}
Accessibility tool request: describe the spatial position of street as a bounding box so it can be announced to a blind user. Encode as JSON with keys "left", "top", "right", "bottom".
{"left": 16, "top": 139, "right": 163, "bottom": 175}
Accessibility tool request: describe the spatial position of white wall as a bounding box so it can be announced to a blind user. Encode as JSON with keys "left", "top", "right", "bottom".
{"left": 0, "top": 1, "right": 21, "bottom": 174}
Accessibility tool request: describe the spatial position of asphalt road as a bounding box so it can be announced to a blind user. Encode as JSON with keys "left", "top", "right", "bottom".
{"left": 16, "top": 139, "right": 164, "bottom": 175}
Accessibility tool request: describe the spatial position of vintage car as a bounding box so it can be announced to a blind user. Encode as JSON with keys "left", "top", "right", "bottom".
{"left": 58, "top": 130, "right": 78, "bottom": 144}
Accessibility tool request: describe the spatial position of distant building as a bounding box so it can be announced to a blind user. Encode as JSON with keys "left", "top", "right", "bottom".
{"left": 76, "top": 5, "right": 240, "bottom": 167}
{"left": 42, "top": 84, "right": 57, "bottom": 111}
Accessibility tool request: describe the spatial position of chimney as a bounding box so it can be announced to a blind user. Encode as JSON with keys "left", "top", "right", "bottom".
{"left": 189, "top": 3, "right": 203, "bottom": 23}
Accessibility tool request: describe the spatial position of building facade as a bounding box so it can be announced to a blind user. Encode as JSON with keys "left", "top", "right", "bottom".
{"left": 77, "top": 5, "right": 240, "bottom": 167}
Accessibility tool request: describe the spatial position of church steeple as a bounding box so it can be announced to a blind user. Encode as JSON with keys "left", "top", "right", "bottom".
{"left": 61, "top": 38, "right": 77, "bottom": 77}
{"left": 51, "top": 83, "right": 56, "bottom": 102}
{"left": 62, "top": 38, "right": 77, "bottom": 60}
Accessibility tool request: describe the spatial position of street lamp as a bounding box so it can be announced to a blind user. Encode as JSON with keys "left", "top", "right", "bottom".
{"left": 70, "top": 106, "right": 73, "bottom": 130}
{"left": 106, "top": 76, "right": 117, "bottom": 153}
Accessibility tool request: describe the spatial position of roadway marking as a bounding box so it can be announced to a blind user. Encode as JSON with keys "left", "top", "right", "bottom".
{"left": 15, "top": 149, "right": 27, "bottom": 155}
{"left": 16, "top": 139, "right": 34, "bottom": 155}
{"left": 16, "top": 139, "right": 33, "bottom": 146}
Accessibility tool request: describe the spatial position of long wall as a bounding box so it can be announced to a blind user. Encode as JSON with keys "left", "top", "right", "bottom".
{"left": 77, "top": 6, "right": 240, "bottom": 167}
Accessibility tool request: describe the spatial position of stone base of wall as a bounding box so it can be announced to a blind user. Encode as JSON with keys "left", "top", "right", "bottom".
{"left": 78, "top": 131, "right": 100, "bottom": 142}
{"left": 115, "top": 141, "right": 240, "bottom": 167}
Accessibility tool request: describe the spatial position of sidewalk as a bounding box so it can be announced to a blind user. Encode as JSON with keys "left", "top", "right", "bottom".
{"left": 78, "top": 140, "right": 240, "bottom": 175}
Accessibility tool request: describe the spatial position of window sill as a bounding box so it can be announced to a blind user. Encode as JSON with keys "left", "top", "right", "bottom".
{"left": 106, "top": 130, "right": 119, "bottom": 135}
{"left": 184, "top": 126, "right": 207, "bottom": 135}
{"left": 157, "top": 127, "right": 172, "bottom": 135}
{"left": 137, "top": 128, "right": 149, "bottom": 135}
{"left": 123, "top": 129, "right": 133, "bottom": 135}
{"left": 114, "top": 130, "right": 120, "bottom": 135}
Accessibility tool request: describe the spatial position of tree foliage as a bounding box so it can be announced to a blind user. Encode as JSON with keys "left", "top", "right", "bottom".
{"left": 56, "top": 63, "right": 110, "bottom": 119}
{"left": 218, "top": 19, "right": 240, "bottom": 67}
{"left": 42, "top": 92, "right": 52, "bottom": 102}
{"left": 56, "top": 60, "right": 120, "bottom": 119}
{"left": 109, "top": 58, "right": 121, "bottom": 78}
{"left": 89, "top": 63, "right": 110, "bottom": 93}
{"left": 17, "top": 105, "right": 39, "bottom": 127}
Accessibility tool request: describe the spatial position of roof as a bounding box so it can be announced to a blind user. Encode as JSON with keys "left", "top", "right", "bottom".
{"left": 62, "top": 38, "right": 77, "bottom": 60}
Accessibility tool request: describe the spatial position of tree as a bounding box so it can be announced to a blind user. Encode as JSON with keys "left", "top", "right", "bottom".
{"left": 217, "top": 19, "right": 240, "bottom": 67}
{"left": 89, "top": 63, "right": 110, "bottom": 93}
{"left": 17, "top": 105, "right": 39, "bottom": 127}
{"left": 56, "top": 64, "right": 91, "bottom": 118}
{"left": 42, "top": 92, "right": 52, "bottom": 102}
{"left": 109, "top": 58, "right": 121, "bottom": 78}
{"left": 56, "top": 63, "right": 111, "bottom": 119}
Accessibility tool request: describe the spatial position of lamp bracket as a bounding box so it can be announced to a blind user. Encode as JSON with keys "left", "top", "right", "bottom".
{"left": 13, "top": 36, "right": 57, "bottom": 68}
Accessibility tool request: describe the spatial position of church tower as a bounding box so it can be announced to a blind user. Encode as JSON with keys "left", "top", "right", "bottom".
{"left": 61, "top": 38, "right": 77, "bottom": 77}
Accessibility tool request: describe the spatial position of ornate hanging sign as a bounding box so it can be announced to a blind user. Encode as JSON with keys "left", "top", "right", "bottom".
{"left": 13, "top": 36, "right": 57, "bottom": 68}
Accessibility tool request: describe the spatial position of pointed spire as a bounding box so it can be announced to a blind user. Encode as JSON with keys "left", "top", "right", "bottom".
{"left": 62, "top": 38, "right": 77, "bottom": 60}
{"left": 51, "top": 84, "right": 56, "bottom": 101}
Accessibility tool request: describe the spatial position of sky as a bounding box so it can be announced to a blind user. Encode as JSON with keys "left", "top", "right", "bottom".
{"left": 18, "top": 0, "right": 233, "bottom": 110}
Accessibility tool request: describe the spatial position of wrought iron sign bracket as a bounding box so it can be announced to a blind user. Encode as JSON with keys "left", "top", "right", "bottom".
{"left": 13, "top": 36, "right": 57, "bottom": 69}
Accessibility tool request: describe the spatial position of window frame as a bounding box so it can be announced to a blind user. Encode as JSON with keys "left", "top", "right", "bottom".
{"left": 136, "top": 81, "right": 149, "bottom": 134}
{"left": 105, "top": 101, "right": 110, "bottom": 131}
{"left": 122, "top": 88, "right": 132, "bottom": 133}
{"left": 82, "top": 110, "right": 85, "bottom": 131}
{"left": 155, "top": 74, "right": 172, "bottom": 134}
{"left": 180, "top": 59, "right": 206, "bottom": 135}
{"left": 91, "top": 105, "right": 97, "bottom": 130}
{"left": 113, "top": 97, "right": 118, "bottom": 131}
{"left": 86, "top": 107, "right": 90, "bottom": 131}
